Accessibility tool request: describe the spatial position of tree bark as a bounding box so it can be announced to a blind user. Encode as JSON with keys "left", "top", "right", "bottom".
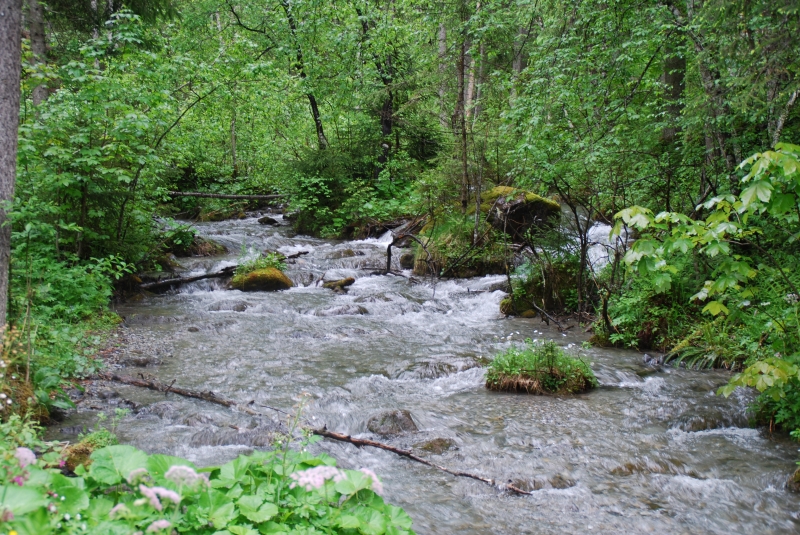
{"left": 280, "top": 0, "right": 329, "bottom": 150}
{"left": 438, "top": 23, "right": 448, "bottom": 129}
{"left": 28, "top": 0, "right": 47, "bottom": 106}
{"left": 455, "top": 18, "right": 468, "bottom": 214}
{"left": 0, "top": 0, "right": 22, "bottom": 326}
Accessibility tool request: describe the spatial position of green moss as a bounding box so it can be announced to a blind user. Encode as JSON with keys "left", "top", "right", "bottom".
{"left": 469, "top": 186, "right": 561, "bottom": 215}
{"left": 230, "top": 267, "right": 293, "bottom": 291}
{"left": 485, "top": 339, "right": 597, "bottom": 395}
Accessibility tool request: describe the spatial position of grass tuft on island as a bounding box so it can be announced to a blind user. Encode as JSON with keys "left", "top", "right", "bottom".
{"left": 485, "top": 339, "right": 598, "bottom": 394}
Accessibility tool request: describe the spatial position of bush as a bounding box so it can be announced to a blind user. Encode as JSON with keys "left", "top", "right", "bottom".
{"left": 0, "top": 440, "right": 415, "bottom": 535}
{"left": 485, "top": 339, "right": 597, "bottom": 394}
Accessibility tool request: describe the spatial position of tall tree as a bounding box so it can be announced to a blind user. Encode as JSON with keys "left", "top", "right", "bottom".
{"left": 0, "top": 0, "right": 22, "bottom": 326}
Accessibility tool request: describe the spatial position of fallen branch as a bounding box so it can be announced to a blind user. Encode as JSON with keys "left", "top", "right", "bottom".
{"left": 311, "top": 428, "right": 532, "bottom": 496}
{"left": 168, "top": 191, "right": 288, "bottom": 200}
{"left": 528, "top": 301, "right": 564, "bottom": 331}
{"left": 97, "top": 372, "right": 260, "bottom": 416}
{"left": 97, "top": 374, "right": 535, "bottom": 496}
{"left": 139, "top": 266, "right": 236, "bottom": 292}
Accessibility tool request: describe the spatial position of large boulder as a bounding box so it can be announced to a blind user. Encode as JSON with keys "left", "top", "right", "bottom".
{"left": 474, "top": 186, "right": 561, "bottom": 242}
{"left": 258, "top": 215, "right": 279, "bottom": 225}
{"left": 367, "top": 410, "right": 418, "bottom": 436}
{"left": 230, "top": 268, "right": 293, "bottom": 292}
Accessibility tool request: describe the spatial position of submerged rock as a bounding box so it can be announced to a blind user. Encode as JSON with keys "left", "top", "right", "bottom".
{"left": 367, "top": 410, "right": 418, "bottom": 436}
{"left": 788, "top": 468, "right": 800, "bottom": 492}
{"left": 230, "top": 267, "right": 293, "bottom": 292}
{"left": 258, "top": 215, "right": 279, "bottom": 225}
{"left": 414, "top": 438, "right": 456, "bottom": 454}
{"left": 208, "top": 299, "right": 250, "bottom": 312}
{"left": 314, "top": 305, "right": 368, "bottom": 317}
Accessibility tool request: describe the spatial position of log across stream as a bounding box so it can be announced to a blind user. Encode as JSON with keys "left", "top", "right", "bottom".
{"left": 52, "top": 214, "right": 800, "bottom": 534}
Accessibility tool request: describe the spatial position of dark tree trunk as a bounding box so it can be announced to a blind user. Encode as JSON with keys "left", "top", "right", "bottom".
{"left": 455, "top": 29, "right": 468, "bottom": 214}
{"left": 0, "top": 0, "right": 22, "bottom": 326}
{"left": 280, "top": 0, "right": 329, "bottom": 150}
{"left": 29, "top": 0, "right": 47, "bottom": 106}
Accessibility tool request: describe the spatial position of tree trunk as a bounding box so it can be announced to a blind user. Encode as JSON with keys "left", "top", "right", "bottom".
{"left": 438, "top": 24, "right": 448, "bottom": 129}
{"left": 455, "top": 25, "right": 468, "bottom": 214}
{"left": 510, "top": 26, "right": 527, "bottom": 102}
{"left": 28, "top": 0, "right": 47, "bottom": 106}
{"left": 280, "top": 0, "right": 329, "bottom": 150}
{"left": 0, "top": 0, "right": 22, "bottom": 326}
{"left": 231, "top": 108, "right": 238, "bottom": 178}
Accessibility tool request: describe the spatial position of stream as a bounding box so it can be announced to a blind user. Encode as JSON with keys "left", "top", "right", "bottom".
{"left": 53, "top": 214, "right": 800, "bottom": 534}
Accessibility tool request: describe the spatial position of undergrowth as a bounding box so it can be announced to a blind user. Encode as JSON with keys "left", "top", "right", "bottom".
{"left": 485, "top": 339, "right": 597, "bottom": 394}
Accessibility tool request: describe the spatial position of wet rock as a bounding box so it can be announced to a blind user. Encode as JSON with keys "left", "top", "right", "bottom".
{"left": 322, "top": 278, "right": 355, "bottom": 291}
{"left": 367, "top": 410, "right": 418, "bottom": 436}
{"left": 520, "top": 310, "right": 537, "bottom": 318}
{"left": 787, "top": 468, "right": 800, "bottom": 492}
{"left": 208, "top": 299, "right": 250, "bottom": 312}
{"left": 182, "top": 413, "right": 219, "bottom": 427}
{"left": 96, "top": 389, "right": 119, "bottom": 400}
{"left": 314, "top": 305, "right": 369, "bottom": 317}
{"left": 121, "top": 354, "right": 162, "bottom": 367}
{"left": 140, "top": 401, "right": 179, "bottom": 419}
{"left": 611, "top": 458, "right": 697, "bottom": 478}
{"left": 230, "top": 267, "right": 293, "bottom": 292}
{"left": 59, "top": 425, "right": 88, "bottom": 436}
{"left": 399, "top": 253, "right": 415, "bottom": 269}
{"left": 188, "top": 326, "right": 200, "bottom": 332}
{"left": 414, "top": 438, "right": 456, "bottom": 454}
{"left": 328, "top": 249, "right": 365, "bottom": 259}
{"left": 548, "top": 474, "right": 576, "bottom": 489}
{"left": 643, "top": 353, "right": 664, "bottom": 367}
{"left": 258, "top": 215, "right": 280, "bottom": 225}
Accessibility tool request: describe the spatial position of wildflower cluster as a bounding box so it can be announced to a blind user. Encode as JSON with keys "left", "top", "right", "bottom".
{"left": 289, "top": 465, "right": 346, "bottom": 490}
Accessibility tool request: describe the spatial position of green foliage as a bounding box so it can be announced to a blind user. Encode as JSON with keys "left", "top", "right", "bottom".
{"left": 416, "top": 213, "right": 507, "bottom": 277}
{"left": 234, "top": 253, "right": 287, "bottom": 278}
{"left": 0, "top": 441, "right": 415, "bottom": 535}
{"left": 485, "top": 339, "right": 597, "bottom": 394}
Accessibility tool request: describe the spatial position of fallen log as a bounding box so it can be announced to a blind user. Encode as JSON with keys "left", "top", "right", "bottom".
{"left": 312, "top": 429, "right": 532, "bottom": 495}
{"left": 97, "top": 371, "right": 262, "bottom": 416}
{"left": 96, "top": 374, "right": 535, "bottom": 496}
{"left": 167, "top": 191, "right": 288, "bottom": 200}
{"left": 139, "top": 265, "right": 236, "bottom": 292}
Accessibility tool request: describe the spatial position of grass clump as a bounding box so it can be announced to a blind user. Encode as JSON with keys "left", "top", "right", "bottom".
{"left": 234, "top": 251, "right": 286, "bottom": 276}
{"left": 485, "top": 339, "right": 598, "bottom": 394}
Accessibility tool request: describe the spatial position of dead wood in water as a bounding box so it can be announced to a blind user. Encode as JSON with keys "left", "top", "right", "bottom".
{"left": 139, "top": 265, "right": 236, "bottom": 292}
{"left": 97, "top": 372, "right": 260, "bottom": 416}
{"left": 97, "top": 372, "right": 536, "bottom": 496}
{"left": 311, "top": 428, "right": 533, "bottom": 495}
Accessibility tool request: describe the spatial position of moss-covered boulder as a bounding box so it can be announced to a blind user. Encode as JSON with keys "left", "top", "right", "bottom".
{"left": 500, "top": 297, "right": 536, "bottom": 317}
{"left": 473, "top": 186, "right": 561, "bottom": 242}
{"left": 322, "top": 277, "right": 355, "bottom": 290}
{"left": 367, "top": 410, "right": 418, "bottom": 436}
{"left": 230, "top": 267, "right": 293, "bottom": 292}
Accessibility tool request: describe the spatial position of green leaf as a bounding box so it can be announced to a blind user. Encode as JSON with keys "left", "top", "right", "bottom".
{"left": 338, "top": 514, "right": 362, "bottom": 529}
{"left": 88, "top": 445, "right": 149, "bottom": 485}
{"left": 702, "top": 301, "right": 729, "bottom": 316}
{"left": 51, "top": 473, "right": 90, "bottom": 514}
{"left": 740, "top": 180, "right": 773, "bottom": 207}
{"left": 0, "top": 486, "right": 46, "bottom": 515}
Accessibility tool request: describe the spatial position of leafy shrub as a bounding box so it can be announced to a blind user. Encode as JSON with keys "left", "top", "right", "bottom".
{"left": 485, "top": 339, "right": 597, "bottom": 394}
{"left": 0, "top": 442, "right": 414, "bottom": 535}
{"left": 234, "top": 252, "right": 287, "bottom": 278}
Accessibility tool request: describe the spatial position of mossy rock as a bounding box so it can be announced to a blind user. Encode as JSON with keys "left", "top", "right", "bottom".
{"left": 322, "top": 277, "right": 355, "bottom": 290}
{"left": 230, "top": 268, "right": 293, "bottom": 292}
{"left": 500, "top": 297, "right": 535, "bottom": 317}
{"left": 788, "top": 468, "right": 800, "bottom": 492}
{"left": 472, "top": 186, "right": 560, "bottom": 242}
{"left": 63, "top": 441, "right": 95, "bottom": 472}
{"left": 367, "top": 410, "right": 418, "bottom": 436}
{"left": 414, "top": 438, "right": 456, "bottom": 454}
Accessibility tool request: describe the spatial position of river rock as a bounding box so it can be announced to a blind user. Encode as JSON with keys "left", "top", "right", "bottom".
{"left": 208, "top": 299, "right": 250, "bottom": 312}
{"left": 258, "top": 215, "right": 279, "bottom": 225}
{"left": 414, "top": 437, "right": 456, "bottom": 454}
{"left": 367, "top": 410, "right": 418, "bottom": 436}
{"left": 230, "top": 267, "right": 293, "bottom": 292}
{"left": 788, "top": 468, "right": 800, "bottom": 492}
{"left": 314, "top": 305, "right": 368, "bottom": 317}
{"left": 399, "top": 253, "right": 415, "bottom": 269}
{"left": 322, "top": 277, "right": 355, "bottom": 291}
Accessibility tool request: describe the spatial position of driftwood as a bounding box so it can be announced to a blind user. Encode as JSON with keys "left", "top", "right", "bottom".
{"left": 312, "top": 429, "right": 532, "bottom": 496}
{"left": 98, "top": 373, "right": 536, "bottom": 496}
{"left": 97, "top": 371, "right": 260, "bottom": 416}
{"left": 168, "top": 191, "right": 288, "bottom": 200}
{"left": 139, "top": 266, "right": 236, "bottom": 292}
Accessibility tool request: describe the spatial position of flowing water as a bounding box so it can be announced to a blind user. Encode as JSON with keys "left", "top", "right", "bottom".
{"left": 56, "top": 215, "right": 800, "bottom": 534}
